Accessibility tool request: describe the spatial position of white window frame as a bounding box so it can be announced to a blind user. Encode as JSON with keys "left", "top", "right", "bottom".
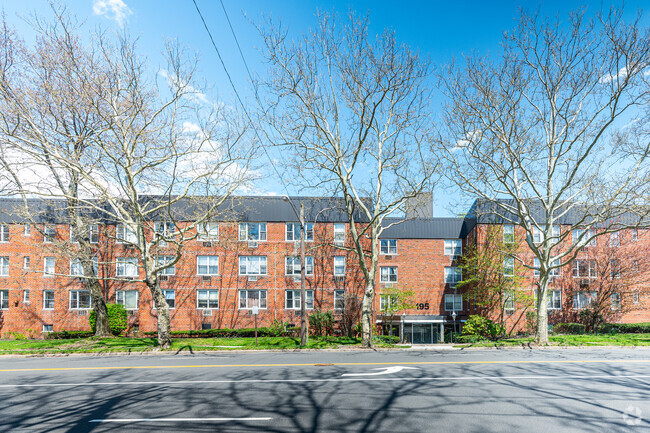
{"left": 42, "top": 324, "right": 53, "bottom": 333}
{"left": 0, "top": 256, "right": 8, "bottom": 276}
{"left": 155, "top": 255, "right": 176, "bottom": 276}
{"left": 444, "top": 267, "right": 462, "bottom": 286}
{"left": 380, "top": 294, "right": 397, "bottom": 311}
{"left": 444, "top": 294, "right": 463, "bottom": 312}
{"left": 116, "top": 290, "right": 139, "bottom": 310}
{"left": 44, "top": 224, "right": 55, "bottom": 243}
{"left": 334, "top": 289, "right": 345, "bottom": 311}
{"left": 444, "top": 239, "right": 462, "bottom": 257}
{"left": 238, "top": 222, "right": 267, "bottom": 241}
{"left": 380, "top": 266, "right": 398, "bottom": 283}
{"left": 547, "top": 290, "right": 562, "bottom": 310}
{"left": 0, "top": 290, "right": 8, "bottom": 309}
{"left": 573, "top": 291, "right": 597, "bottom": 309}
{"left": 532, "top": 227, "right": 544, "bottom": 244}
{"left": 197, "top": 255, "right": 219, "bottom": 276}
{"left": 285, "top": 223, "right": 314, "bottom": 242}
{"left": 633, "top": 291, "right": 640, "bottom": 304}
{"left": 503, "top": 256, "right": 515, "bottom": 277}
{"left": 44, "top": 257, "right": 55, "bottom": 277}
{"left": 503, "top": 290, "right": 515, "bottom": 313}
{"left": 611, "top": 292, "right": 621, "bottom": 310}
{"left": 380, "top": 239, "right": 397, "bottom": 255}
{"left": 197, "top": 289, "right": 219, "bottom": 309}
{"left": 89, "top": 224, "right": 99, "bottom": 244}
{"left": 572, "top": 260, "right": 597, "bottom": 278}
{"left": 70, "top": 257, "right": 98, "bottom": 277}
{"left": 197, "top": 221, "right": 219, "bottom": 241}
{"left": 609, "top": 232, "right": 620, "bottom": 247}
{"left": 23, "top": 223, "right": 30, "bottom": 237}
{"left": 23, "top": 256, "right": 30, "bottom": 269}
{"left": 69, "top": 290, "right": 91, "bottom": 310}
{"left": 572, "top": 228, "right": 596, "bottom": 247}
{"left": 333, "top": 223, "right": 345, "bottom": 244}
{"left": 116, "top": 224, "right": 138, "bottom": 244}
{"left": 239, "top": 289, "right": 267, "bottom": 309}
{"left": 154, "top": 221, "right": 175, "bottom": 238}
{"left": 285, "top": 289, "right": 314, "bottom": 310}
{"left": 239, "top": 256, "right": 267, "bottom": 276}
{"left": 23, "top": 289, "right": 30, "bottom": 304}
{"left": 116, "top": 257, "right": 139, "bottom": 278}
{"left": 43, "top": 290, "right": 55, "bottom": 309}
{"left": 333, "top": 256, "right": 346, "bottom": 276}
{"left": 285, "top": 256, "right": 314, "bottom": 276}
{"left": 0, "top": 224, "right": 8, "bottom": 242}
{"left": 163, "top": 289, "right": 175, "bottom": 309}
{"left": 503, "top": 224, "right": 515, "bottom": 243}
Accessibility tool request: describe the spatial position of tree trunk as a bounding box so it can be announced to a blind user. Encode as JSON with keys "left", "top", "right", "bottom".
{"left": 89, "top": 279, "right": 110, "bottom": 337}
{"left": 535, "top": 274, "right": 550, "bottom": 344}
{"left": 148, "top": 279, "right": 172, "bottom": 349}
{"left": 361, "top": 281, "right": 375, "bottom": 348}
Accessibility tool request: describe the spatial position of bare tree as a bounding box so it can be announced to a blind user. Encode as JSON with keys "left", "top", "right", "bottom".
{"left": 438, "top": 6, "right": 650, "bottom": 344}
{"left": 257, "top": 12, "right": 437, "bottom": 347}
{"left": 0, "top": 6, "right": 254, "bottom": 347}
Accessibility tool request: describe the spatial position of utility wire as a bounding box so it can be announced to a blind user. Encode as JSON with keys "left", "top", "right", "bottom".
{"left": 191, "top": 0, "right": 293, "bottom": 198}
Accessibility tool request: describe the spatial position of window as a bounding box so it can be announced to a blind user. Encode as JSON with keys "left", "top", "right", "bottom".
{"left": 547, "top": 290, "right": 561, "bottom": 310}
{"left": 0, "top": 290, "right": 7, "bottom": 309}
{"left": 197, "top": 222, "right": 219, "bottom": 240}
{"left": 0, "top": 257, "right": 8, "bottom": 276}
{"left": 611, "top": 293, "right": 621, "bottom": 310}
{"left": 609, "top": 232, "right": 620, "bottom": 247}
{"left": 380, "top": 266, "right": 398, "bottom": 283}
{"left": 573, "top": 291, "right": 597, "bottom": 309}
{"left": 154, "top": 221, "right": 175, "bottom": 238}
{"left": 164, "top": 290, "right": 175, "bottom": 309}
{"left": 610, "top": 259, "right": 621, "bottom": 279}
{"left": 572, "top": 228, "right": 596, "bottom": 247}
{"left": 285, "top": 290, "right": 314, "bottom": 309}
{"left": 444, "top": 239, "right": 462, "bottom": 257}
{"left": 116, "top": 224, "right": 137, "bottom": 244}
{"left": 239, "top": 223, "right": 267, "bottom": 241}
{"left": 444, "top": 267, "right": 462, "bottom": 286}
{"left": 70, "top": 257, "right": 98, "bottom": 277}
{"left": 285, "top": 223, "right": 314, "bottom": 242}
{"left": 197, "top": 290, "right": 219, "bottom": 309}
{"left": 632, "top": 229, "right": 639, "bottom": 242}
{"left": 532, "top": 227, "right": 544, "bottom": 244}
{"left": 89, "top": 224, "right": 99, "bottom": 244}
{"left": 633, "top": 292, "right": 640, "bottom": 304}
{"left": 285, "top": 256, "right": 314, "bottom": 276}
{"left": 503, "top": 224, "right": 515, "bottom": 243}
{"left": 44, "top": 224, "right": 55, "bottom": 243}
{"left": 44, "top": 257, "right": 55, "bottom": 276}
{"left": 155, "top": 256, "right": 175, "bottom": 275}
{"left": 334, "top": 223, "right": 345, "bottom": 244}
{"left": 23, "top": 223, "right": 30, "bottom": 236}
{"left": 503, "top": 257, "right": 515, "bottom": 277}
{"left": 239, "top": 289, "right": 267, "bottom": 309}
{"left": 0, "top": 224, "right": 8, "bottom": 242}
{"left": 572, "top": 260, "right": 597, "bottom": 278}
{"left": 380, "top": 239, "right": 397, "bottom": 255}
{"left": 69, "top": 290, "right": 91, "bottom": 309}
{"left": 43, "top": 290, "right": 55, "bottom": 309}
{"left": 23, "top": 290, "right": 29, "bottom": 304}
{"left": 197, "top": 255, "right": 219, "bottom": 275}
{"left": 116, "top": 257, "right": 139, "bottom": 277}
{"left": 533, "top": 258, "right": 561, "bottom": 277}
{"left": 333, "top": 256, "right": 345, "bottom": 276}
{"left": 116, "top": 290, "right": 139, "bottom": 310}
{"left": 504, "top": 290, "right": 515, "bottom": 314}
{"left": 444, "top": 294, "right": 463, "bottom": 311}
{"left": 380, "top": 295, "right": 397, "bottom": 311}
{"left": 239, "top": 256, "right": 267, "bottom": 275}
{"left": 42, "top": 324, "right": 53, "bottom": 333}
{"left": 551, "top": 225, "right": 561, "bottom": 240}
{"left": 334, "top": 290, "right": 345, "bottom": 311}
{"left": 23, "top": 257, "right": 30, "bottom": 269}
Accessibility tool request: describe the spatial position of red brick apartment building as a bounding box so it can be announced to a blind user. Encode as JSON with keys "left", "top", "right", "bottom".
{"left": 0, "top": 196, "right": 647, "bottom": 343}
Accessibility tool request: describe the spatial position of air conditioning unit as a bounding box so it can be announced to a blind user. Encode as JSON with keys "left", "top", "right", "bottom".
{"left": 202, "top": 276, "right": 212, "bottom": 282}
{"left": 334, "top": 240, "right": 344, "bottom": 247}
{"left": 248, "top": 275, "right": 258, "bottom": 282}
{"left": 293, "top": 276, "right": 301, "bottom": 283}
{"left": 78, "top": 310, "right": 88, "bottom": 316}
{"left": 159, "top": 241, "right": 168, "bottom": 248}
{"left": 248, "top": 241, "right": 258, "bottom": 248}
{"left": 202, "top": 309, "right": 212, "bottom": 316}
{"left": 384, "top": 283, "right": 393, "bottom": 289}
{"left": 385, "top": 255, "right": 393, "bottom": 260}
{"left": 334, "top": 275, "right": 345, "bottom": 281}
{"left": 202, "top": 241, "right": 212, "bottom": 247}
{"left": 158, "top": 275, "right": 169, "bottom": 281}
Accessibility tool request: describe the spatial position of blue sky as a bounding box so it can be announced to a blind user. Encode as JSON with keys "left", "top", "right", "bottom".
{"left": 2, "top": 0, "right": 648, "bottom": 216}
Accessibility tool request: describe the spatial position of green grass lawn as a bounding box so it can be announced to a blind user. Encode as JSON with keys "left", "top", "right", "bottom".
{"left": 456, "top": 333, "right": 650, "bottom": 348}
{"left": 0, "top": 335, "right": 376, "bottom": 355}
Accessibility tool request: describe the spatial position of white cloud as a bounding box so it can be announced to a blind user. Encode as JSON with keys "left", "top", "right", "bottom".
{"left": 159, "top": 69, "right": 211, "bottom": 106}
{"left": 93, "top": 0, "right": 132, "bottom": 27}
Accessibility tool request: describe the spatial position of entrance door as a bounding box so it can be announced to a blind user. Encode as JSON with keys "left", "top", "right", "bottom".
{"left": 408, "top": 324, "right": 438, "bottom": 344}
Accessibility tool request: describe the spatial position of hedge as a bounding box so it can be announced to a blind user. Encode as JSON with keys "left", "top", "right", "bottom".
{"left": 598, "top": 322, "right": 650, "bottom": 334}
{"left": 89, "top": 304, "right": 128, "bottom": 336}
{"left": 44, "top": 331, "right": 94, "bottom": 340}
{"left": 142, "top": 327, "right": 299, "bottom": 338}
{"left": 554, "top": 323, "right": 586, "bottom": 335}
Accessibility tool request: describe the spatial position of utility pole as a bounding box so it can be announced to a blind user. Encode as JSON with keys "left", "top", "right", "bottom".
{"left": 299, "top": 202, "right": 308, "bottom": 346}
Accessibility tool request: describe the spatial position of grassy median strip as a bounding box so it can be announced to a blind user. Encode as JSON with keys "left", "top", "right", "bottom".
{"left": 0, "top": 336, "right": 390, "bottom": 355}
{"left": 456, "top": 333, "right": 650, "bottom": 348}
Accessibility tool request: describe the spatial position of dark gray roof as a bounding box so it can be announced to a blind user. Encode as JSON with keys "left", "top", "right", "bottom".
{"left": 380, "top": 217, "right": 471, "bottom": 239}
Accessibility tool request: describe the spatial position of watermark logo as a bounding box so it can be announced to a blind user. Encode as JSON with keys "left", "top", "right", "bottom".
{"left": 622, "top": 406, "right": 643, "bottom": 426}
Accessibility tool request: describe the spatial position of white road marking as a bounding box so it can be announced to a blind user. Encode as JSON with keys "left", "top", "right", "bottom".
{"left": 341, "top": 366, "right": 418, "bottom": 376}
{"left": 1, "top": 374, "right": 650, "bottom": 388}
{"left": 89, "top": 417, "right": 272, "bottom": 423}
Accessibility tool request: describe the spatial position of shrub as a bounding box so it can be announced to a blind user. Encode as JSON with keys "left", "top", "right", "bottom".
{"left": 308, "top": 310, "right": 334, "bottom": 336}
{"left": 461, "top": 315, "right": 505, "bottom": 340}
{"left": 456, "top": 334, "right": 486, "bottom": 344}
{"left": 554, "top": 322, "right": 586, "bottom": 335}
{"left": 89, "top": 304, "right": 128, "bottom": 336}
{"left": 374, "top": 335, "right": 400, "bottom": 344}
{"left": 45, "top": 330, "right": 94, "bottom": 340}
{"left": 141, "top": 327, "right": 298, "bottom": 338}
{"left": 598, "top": 322, "right": 650, "bottom": 334}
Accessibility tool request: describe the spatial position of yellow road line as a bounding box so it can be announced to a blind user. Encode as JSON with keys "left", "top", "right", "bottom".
{"left": 1, "top": 358, "right": 650, "bottom": 373}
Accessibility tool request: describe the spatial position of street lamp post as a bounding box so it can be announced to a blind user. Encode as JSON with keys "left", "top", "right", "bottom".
{"left": 283, "top": 196, "right": 308, "bottom": 347}
{"left": 451, "top": 310, "right": 457, "bottom": 343}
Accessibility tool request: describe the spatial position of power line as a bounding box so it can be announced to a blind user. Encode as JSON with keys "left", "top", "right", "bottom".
{"left": 191, "top": 0, "right": 292, "bottom": 197}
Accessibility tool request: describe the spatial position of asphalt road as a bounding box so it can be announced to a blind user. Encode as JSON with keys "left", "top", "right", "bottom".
{"left": 1, "top": 348, "right": 649, "bottom": 432}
